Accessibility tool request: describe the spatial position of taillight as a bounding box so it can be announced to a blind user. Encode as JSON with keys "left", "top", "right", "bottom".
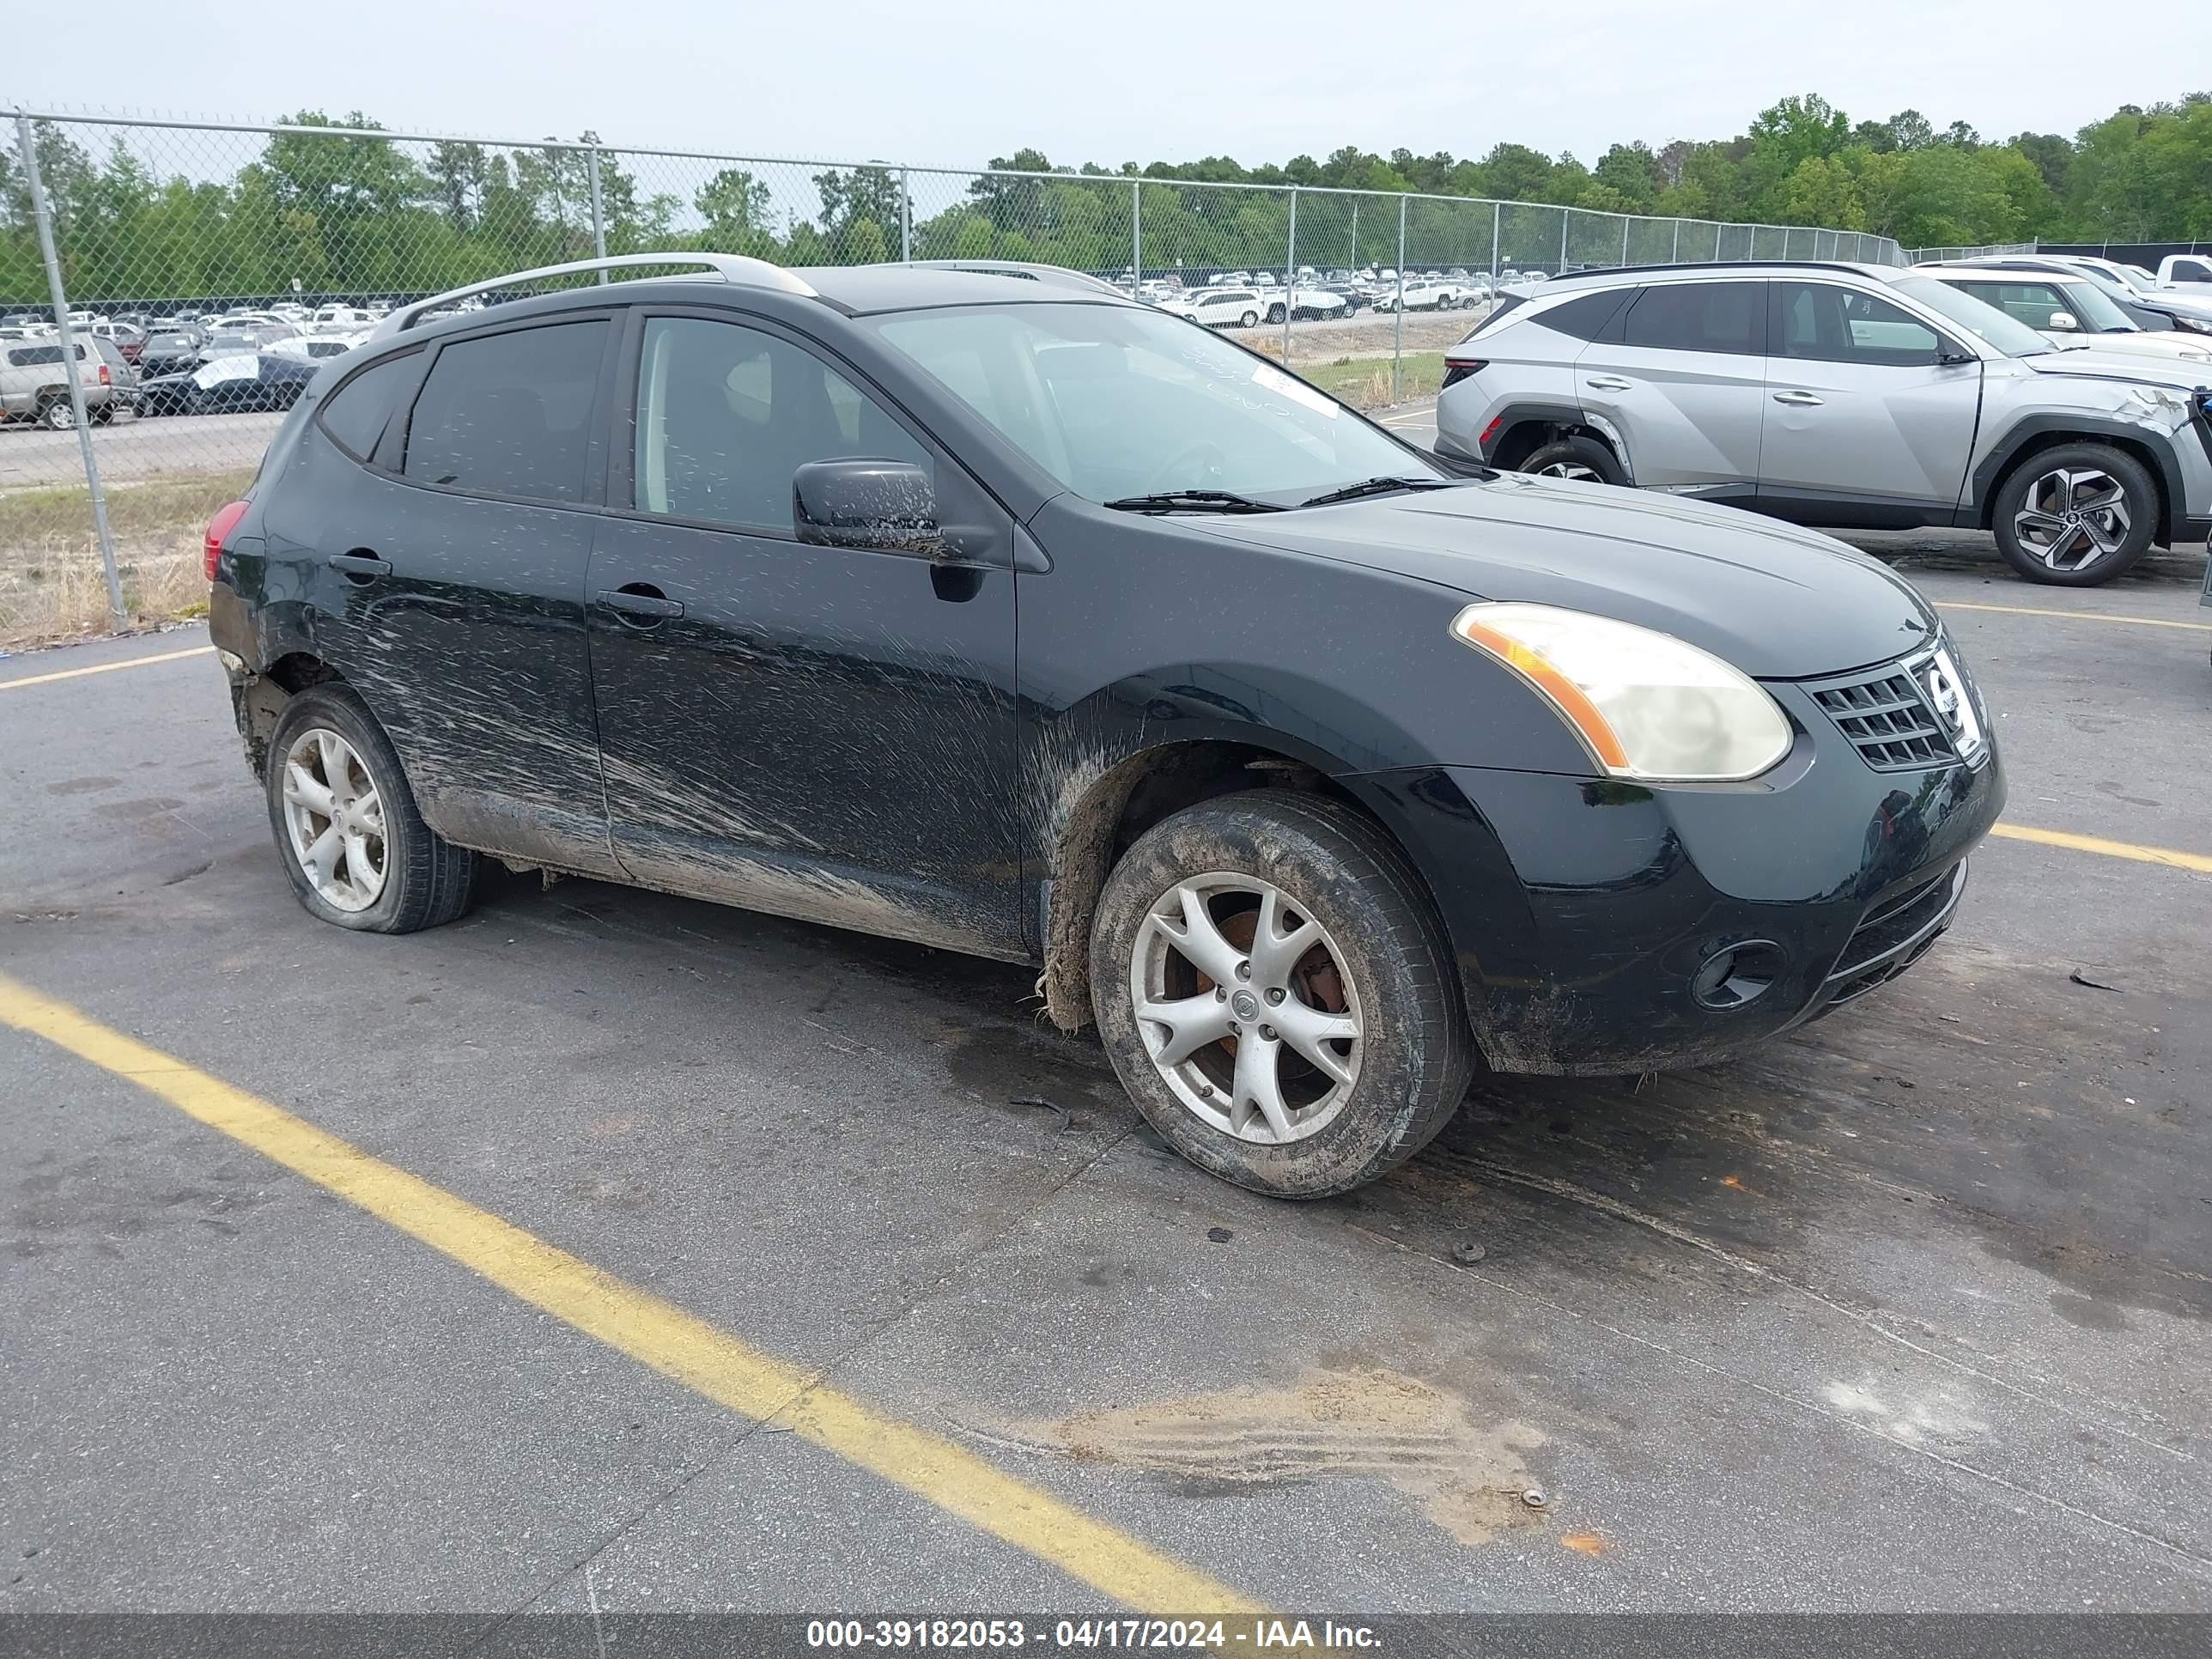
{"left": 204, "top": 500, "right": 250, "bottom": 581}
{"left": 98, "top": 363, "right": 111, "bottom": 386}
{"left": 1441, "top": 359, "right": 1486, "bottom": 391}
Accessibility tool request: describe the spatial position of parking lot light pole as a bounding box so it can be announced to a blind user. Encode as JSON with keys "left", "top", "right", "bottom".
{"left": 1393, "top": 196, "right": 1406, "bottom": 402}
{"left": 15, "top": 112, "right": 124, "bottom": 633}
{"left": 586, "top": 149, "right": 607, "bottom": 281}
{"left": 1282, "top": 186, "right": 1297, "bottom": 363}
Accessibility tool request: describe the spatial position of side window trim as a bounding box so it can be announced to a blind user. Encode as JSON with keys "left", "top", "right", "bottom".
{"left": 386, "top": 313, "right": 623, "bottom": 507}
{"left": 604, "top": 304, "right": 981, "bottom": 544}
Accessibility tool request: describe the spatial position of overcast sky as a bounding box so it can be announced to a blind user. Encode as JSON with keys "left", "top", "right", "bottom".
{"left": 13, "top": 1, "right": 2204, "bottom": 170}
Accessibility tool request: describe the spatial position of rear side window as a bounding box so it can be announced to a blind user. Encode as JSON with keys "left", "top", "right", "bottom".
{"left": 319, "top": 351, "right": 419, "bottom": 461}
{"left": 8, "top": 344, "right": 68, "bottom": 367}
{"left": 1534, "top": 289, "right": 1632, "bottom": 341}
{"left": 1621, "top": 283, "right": 1764, "bottom": 354}
{"left": 403, "top": 321, "right": 606, "bottom": 501}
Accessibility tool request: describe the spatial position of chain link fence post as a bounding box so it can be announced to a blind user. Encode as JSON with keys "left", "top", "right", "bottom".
{"left": 15, "top": 111, "right": 125, "bottom": 633}
{"left": 1280, "top": 186, "right": 1297, "bottom": 364}
{"left": 1490, "top": 201, "right": 1501, "bottom": 289}
{"left": 1130, "top": 179, "right": 1141, "bottom": 298}
{"left": 900, "top": 169, "right": 913, "bottom": 262}
{"left": 586, "top": 148, "right": 608, "bottom": 281}
{"left": 1392, "top": 195, "right": 1407, "bottom": 403}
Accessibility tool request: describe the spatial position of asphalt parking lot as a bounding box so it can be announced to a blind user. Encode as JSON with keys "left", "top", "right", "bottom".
{"left": 0, "top": 410, "right": 282, "bottom": 490}
{"left": 5, "top": 466, "right": 2212, "bottom": 1623}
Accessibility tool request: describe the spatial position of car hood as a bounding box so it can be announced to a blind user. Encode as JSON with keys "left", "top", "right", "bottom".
{"left": 1182, "top": 474, "right": 1937, "bottom": 678}
{"left": 2054, "top": 331, "right": 2212, "bottom": 365}
{"left": 2021, "top": 349, "right": 2212, "bottom": 393}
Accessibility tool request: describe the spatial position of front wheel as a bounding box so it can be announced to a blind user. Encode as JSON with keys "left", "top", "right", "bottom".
{"left": 1238, "top": 310, "right": 1259, "bottom": 328}
{"left": 264, "top": 683, "right": 479, "bottom": 933}
{"left": 1991, "top": 443, "right": 2156, "bottom": 586}
{"left": 1090, "top": 792, "right": 1474, "bottom": 1198}
{"left": 1520, "top": 434, "right": 1627, "bottom": 486}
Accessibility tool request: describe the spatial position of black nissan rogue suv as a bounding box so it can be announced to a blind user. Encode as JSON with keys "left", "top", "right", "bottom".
{"left": 205, "top": 254, "right": 2004, "bottom": 1198}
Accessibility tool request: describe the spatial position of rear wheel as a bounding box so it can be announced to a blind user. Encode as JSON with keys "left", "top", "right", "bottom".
{"left": 264, "top": 684, "right": 479, "bottom": 934}
{"left": 39, "top": 395, "right": 72, "bottom": 431}
{"left": 1991, "top": 442, "right": 2156, "bottom": 586}
{"left": 1520, "top": 434, "right": 1627, "bottom": 486}
{"left": 1091, "top": 792, "right": 1474, "bottom": 1198}
{"left": 1239, "top": 310, "right": 1259, "bottom": 328}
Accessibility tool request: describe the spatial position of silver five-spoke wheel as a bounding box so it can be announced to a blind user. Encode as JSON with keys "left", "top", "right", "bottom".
{"left": 1535, "top": 460, "right": 1601, "bottom": 481}
{"left": 1128, "top": 873, "right": 1363, "bottom": 1146}
{"left": 280, "top": 727, "right": 387, "bottom": 913}
{"left": 2012, "top": 466, "right": 2130, "bottom": 574}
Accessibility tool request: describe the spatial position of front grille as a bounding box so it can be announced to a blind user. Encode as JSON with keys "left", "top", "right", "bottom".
{"left": 1807, "top": 663, "right": 1956, "bottom": 770}
{"left": 1824, "top": 861, "right": 1966, "bottom": 1006}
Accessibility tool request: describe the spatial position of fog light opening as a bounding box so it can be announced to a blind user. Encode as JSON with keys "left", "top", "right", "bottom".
{"left": 1692, "top": 941, "right": 1784, "bottom": 1011}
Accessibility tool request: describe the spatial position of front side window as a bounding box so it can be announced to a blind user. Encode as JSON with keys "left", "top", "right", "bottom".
{"left": 631, "top": 315, "right": 929, "bottom": 532}
{"left": 1620, "top": 282, "right": 1763, "bottom": 355}
{"left": 403, "top": 320, "right": 606, "bottom": 502}
{"left": 872, "top": 301, "right": 1439, "bottom": 503}
{"left": 1774, "top": 283, "right": 1942, "bottom": 366}
{"left": 1970, "top": 282, "right": 2071, "bottom": 330}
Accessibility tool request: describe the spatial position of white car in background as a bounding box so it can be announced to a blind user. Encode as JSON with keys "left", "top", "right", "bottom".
{"left": 310, "top": 305, "right": 375, "bottom": 332}
{"left": 1255, "top": 284, "right": 1349, "bottom": 323}
{"left": 1160, "top": 288, "right": 1265, "bottom": 329}
{"left": 267, "top": 329, "right": 372, "bottom": 362}
{"left": 1915, "top": 265, "right": 2212, "bottom": 367}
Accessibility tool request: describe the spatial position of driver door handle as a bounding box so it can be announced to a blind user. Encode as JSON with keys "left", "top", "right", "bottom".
{"left": 1772, "top": 390, "right": 1826, "bottom": 406}
{"left": 1584, "top": 376, "right": 1633, "bottom": 392}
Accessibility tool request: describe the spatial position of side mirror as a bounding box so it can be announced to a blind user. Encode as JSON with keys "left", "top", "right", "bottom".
{"left": 793, "top": 458, "right": 943, "bottom": 557}
{"left": 2047, "top": 310, "right": 2079, "bottom": 331}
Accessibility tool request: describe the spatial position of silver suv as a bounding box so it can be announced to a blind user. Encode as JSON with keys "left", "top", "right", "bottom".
{"left": 1, "top": 333, "right": 122, "bottom": 428}
{"left": 1437, "top": 261, "right": 2212, "bottom": 586}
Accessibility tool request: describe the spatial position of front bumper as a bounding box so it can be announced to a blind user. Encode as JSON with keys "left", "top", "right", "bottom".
{"left": 1346, "top": 702, "right": 2006, "bottom": 1075}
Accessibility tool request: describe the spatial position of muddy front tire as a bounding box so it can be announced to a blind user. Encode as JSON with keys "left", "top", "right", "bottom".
{"left": 1090, "top": 791, "right": 1474, "bottom": 1198}
{"left": 264, "top": 683, "right": 479, "bottom": 934}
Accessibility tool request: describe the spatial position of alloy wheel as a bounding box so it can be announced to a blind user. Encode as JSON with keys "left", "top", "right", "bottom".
{"left": 2012, "top": 466, "right": 2130, "bottom": 573}
{"left": 281, "top": 726, "right": 388, "bottom": 912}
{"left": 1536, "top": 461, "right": 1602, "bottom": 482}
{"left": 1127, "top": 873, "right": 1364, "bottom": 1146}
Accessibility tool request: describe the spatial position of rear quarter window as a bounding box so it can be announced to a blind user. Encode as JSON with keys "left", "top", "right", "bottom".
{"left": 317, "top": 350, "right": 421, "bottom": 462}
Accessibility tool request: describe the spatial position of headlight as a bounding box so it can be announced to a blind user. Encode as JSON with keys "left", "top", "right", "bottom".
{"left": 1450, "top": 602, "right": 1792, "bottom": 782}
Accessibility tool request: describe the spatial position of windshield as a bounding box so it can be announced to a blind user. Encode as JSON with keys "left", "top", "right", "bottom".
{"left": 1890, "top": 277, "right": 2051, "bottom": 357}
{"left": 872, "top": 302, "right": 1440, "bottom": 504}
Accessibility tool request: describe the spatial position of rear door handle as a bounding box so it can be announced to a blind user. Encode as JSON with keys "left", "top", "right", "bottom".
{"left": 1584, "top": 376, "right": 1633, "bottom": 392}
{"left": 326, "top": 551, "right": 391, "bottom": 578}
{"left": 599, "top": 584, "right": 685, "bottom": 621}
{"left": 1772, "top": 390, "right": 1826, "bottom": 406}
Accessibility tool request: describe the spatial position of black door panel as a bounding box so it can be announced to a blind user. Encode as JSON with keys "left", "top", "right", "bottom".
{"left": 586, "top": 311, "right": 1022, "bottom": 958}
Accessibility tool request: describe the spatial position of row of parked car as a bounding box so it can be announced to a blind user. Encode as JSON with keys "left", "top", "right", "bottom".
{"left": 1135, "top": 264, "right": 1534, "bottom": 329}
{"left": 0, "top": 304, "right": 384, "bottom": 428}
{"left": 1434, "top": 252, "right": 2212, "bottom": 587}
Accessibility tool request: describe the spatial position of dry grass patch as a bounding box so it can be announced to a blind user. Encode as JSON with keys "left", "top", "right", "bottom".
{"left": 0, "top": 471, "right": 251, "bottom": 647}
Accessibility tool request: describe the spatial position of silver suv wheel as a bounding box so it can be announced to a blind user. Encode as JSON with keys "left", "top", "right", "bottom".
{"left": 2012, "top": 465, "right": 2130, "bottom": 574}
{"left": 280, "top": 727, "right": 388, "bottom": 912}
{"left": 1128, "top": 873, "right": 1363, "bottom": 1146}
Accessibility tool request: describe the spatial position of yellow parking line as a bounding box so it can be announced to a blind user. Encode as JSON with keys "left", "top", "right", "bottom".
{"left": 1992, "top": 823, "right": 2212, "bottom": 875}
{"left": 0, "top": 973, "right": 1262, "bottom": 1615}
{"left": 1937, "top": 601, "right": 2212, "bottom": 634}
{"left": 0, "top": 645, "right": 216, "bottom": 690}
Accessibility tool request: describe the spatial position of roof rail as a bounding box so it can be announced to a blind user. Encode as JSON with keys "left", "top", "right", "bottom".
{"left": 367, "top": 253, "right": 817, "bottom": 340}
{"left": 900, "top": 259, "right": 1128, "bottom": 297}
{"left": 1546, "top": 258, "right": 1893, "bottom": 284}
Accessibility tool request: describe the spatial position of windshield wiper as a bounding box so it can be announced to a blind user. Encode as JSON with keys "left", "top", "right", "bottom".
{"left": 1103, "top": 489, "right": 1284, "bottom": 514}
{"left": 1297, "top": 476, "right": 1457, "bottom": 507}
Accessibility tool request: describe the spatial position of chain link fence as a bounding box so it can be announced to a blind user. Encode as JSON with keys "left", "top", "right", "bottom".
{"left": 3, "top": 108, "right": 1905, "bottom": 643}
{"left": 1901, "top": 243, "right": 2038, "bottom": 264}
